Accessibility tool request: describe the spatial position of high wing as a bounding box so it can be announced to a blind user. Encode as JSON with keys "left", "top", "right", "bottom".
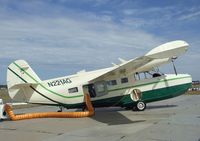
{"left": 89, "top": 40, "right": 189, "bottom": 82}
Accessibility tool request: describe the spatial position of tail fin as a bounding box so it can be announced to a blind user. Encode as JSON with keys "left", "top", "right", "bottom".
{"left": 7, "top": 60, "right": 41, "bottom": 101}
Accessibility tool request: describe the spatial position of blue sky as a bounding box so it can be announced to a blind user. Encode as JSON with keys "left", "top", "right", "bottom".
{"left": 0, "top": 0, "right": 200, "bottom": 84}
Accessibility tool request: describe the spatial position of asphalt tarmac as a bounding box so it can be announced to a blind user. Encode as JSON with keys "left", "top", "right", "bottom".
{"left": 0, "top": 95, "right": 200, "bottom": 141}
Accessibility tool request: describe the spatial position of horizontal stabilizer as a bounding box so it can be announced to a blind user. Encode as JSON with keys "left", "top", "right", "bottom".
{"left": 7, "top": 102, "right": 28, "bottom": 106}
{"left": 9, "top": 83, "right": 39, "bottom": 90}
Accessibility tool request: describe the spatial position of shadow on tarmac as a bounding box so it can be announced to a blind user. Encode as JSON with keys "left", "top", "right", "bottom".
{"left": 147, "top": 104, "right": 177, "bottom": 110}
{"left": 91, "top": 108, "right": 145, "bottom": 125}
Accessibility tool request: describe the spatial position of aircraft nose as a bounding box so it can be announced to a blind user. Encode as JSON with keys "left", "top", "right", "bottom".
{"left": 173, "top": 74, "right": 192, "bottom": 97}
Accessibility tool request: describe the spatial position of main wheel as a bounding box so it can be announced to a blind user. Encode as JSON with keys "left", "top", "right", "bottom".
{"left": 136, "top": 101, "right": 146, "bottom": 111}
{"left": 57, "top": 106, "right": 63, "bottom": 112}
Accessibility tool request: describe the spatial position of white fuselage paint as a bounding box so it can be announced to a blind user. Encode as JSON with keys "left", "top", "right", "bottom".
{"left": 26, "top": 72, "right": 192, "bottom": 105}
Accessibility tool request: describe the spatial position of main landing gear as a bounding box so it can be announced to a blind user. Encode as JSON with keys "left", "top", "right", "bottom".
{"left": 129, "top": 89, "right": 146, "bottom": 111}
{"left": 57, "top": 106, "right": 63, "bottom": 112}
{"left": 135, "top": 101, "right": 146, "bottom": 111}
{"left": 125, "top": 101, "right": 146, "bottom": 111}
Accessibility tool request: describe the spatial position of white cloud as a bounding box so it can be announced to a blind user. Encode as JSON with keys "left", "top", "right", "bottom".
{"left": 0, "top": 1, "right": 199, "bottom": 83}
{"left": 0, "top": 14, "right": 167, "bottom": 83}
{"left": 178, "top": 11, "right": 200, "bottom": 20}
{"left": 122, "top": 6, "right": 174, "bottom": 16}
{"left": 0, "top": 16, "right": 165, "bottom": 65}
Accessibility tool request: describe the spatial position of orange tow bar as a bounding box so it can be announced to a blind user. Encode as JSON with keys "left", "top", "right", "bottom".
{"left": 5, "top": 94, "right": 94, "bottom": 121}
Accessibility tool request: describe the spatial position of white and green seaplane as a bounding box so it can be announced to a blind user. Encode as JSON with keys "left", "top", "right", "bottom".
{"left": 7, "top": 40, "right": 192, "bottom": 112}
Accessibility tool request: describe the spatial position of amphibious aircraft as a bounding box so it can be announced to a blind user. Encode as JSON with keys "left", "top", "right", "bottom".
{"left": 7, "top": 40, "right": 192, "bottom": 112}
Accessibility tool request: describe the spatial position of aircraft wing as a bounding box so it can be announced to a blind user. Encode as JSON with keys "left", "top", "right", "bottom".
{"left": 89, "top": 40, "right": 189, "bottom": 82}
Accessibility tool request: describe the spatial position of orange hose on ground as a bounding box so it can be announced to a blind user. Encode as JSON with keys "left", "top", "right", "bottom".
{"left": 5, "top": 94, "right": 94, "bottom": 121}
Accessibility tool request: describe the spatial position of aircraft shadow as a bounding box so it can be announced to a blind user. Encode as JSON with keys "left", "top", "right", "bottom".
{"left": 91, "top": 108, "right": 145, "bottom": 125}
{"left": 147, "top": 104, "right": 177, "bottom": 110}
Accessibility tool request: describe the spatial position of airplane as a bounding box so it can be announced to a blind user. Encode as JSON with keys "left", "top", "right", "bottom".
{"left": 6, "top": 40, "right": 192, "bottom": 112}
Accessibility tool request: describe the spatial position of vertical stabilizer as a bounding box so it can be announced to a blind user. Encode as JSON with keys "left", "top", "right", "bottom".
{"left": 7, "top": 60, "right": 41, "bottom": 101}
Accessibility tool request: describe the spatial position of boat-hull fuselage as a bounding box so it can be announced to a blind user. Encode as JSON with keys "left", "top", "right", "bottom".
{"left": 27, "top": 74, "right": 191, "bottom": 109}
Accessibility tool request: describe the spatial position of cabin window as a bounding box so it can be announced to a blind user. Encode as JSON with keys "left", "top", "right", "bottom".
{"left": 140, "top": 72, "right": 147, "bottom": 79}
{"left": 68, "top": 87, "right": 78, "bottom": 93}
{"left": 96, "top": 83, "right": 106, "bottom": 93}
{"left": 134, "top": 72, "right": 141, "bottom": 80}
{"left": 121, "top": 77, "right": 128, "bottom": 83}
{"left": 107, "top": 80, "right": 117, "bottom": 86}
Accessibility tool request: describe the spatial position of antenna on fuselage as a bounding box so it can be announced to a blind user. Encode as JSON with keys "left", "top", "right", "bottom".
{"left": 171, "top": 57, "right": 178, "bottom": 75}
{"left": 111, "top": 62, "right": 118, "bottom": 67}
{"left": 118, "top": 58, "right": 127, "bottom": 64}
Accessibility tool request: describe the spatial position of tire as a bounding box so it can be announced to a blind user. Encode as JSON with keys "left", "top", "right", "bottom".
{"left": 136, "top": 101, "right": 146, "bottom": 111}
{"left": 57, "top": 106, "right": 63, "bottom": 112}
{"left": 3, "top": 111, "right": 6, "bottom": 116}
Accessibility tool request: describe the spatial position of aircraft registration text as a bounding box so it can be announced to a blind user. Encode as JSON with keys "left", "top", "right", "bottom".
{"left": 47, "top": 78, "right": 72, "bottom": 87}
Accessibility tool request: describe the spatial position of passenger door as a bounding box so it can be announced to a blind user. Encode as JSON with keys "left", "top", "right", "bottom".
{"left": 94, "top": 81, "right": 108, "bottom": 97}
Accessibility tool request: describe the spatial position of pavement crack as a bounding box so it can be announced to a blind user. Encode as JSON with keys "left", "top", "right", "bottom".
{"left": 117, "top": 135, "right": 126, "bottom": 141}
{"left": 57, "top": 133, "right": 64, "bottom": 136}
{"left": 35, "top": 130, "right": 56, "bottom": 134}
{"left": 149, "top": 138, "right": 170, "bottom": 141}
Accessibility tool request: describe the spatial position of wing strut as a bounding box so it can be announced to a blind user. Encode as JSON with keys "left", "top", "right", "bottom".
{"left": 171, "top": 57, "right": 178, "bottom": 75}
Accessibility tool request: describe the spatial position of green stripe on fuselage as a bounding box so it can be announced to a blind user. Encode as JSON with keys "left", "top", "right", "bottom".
{"left": 12, "top": 62, "right": 191, "bottom": 105}
{"left": 38, "top": 83, "right": 191, "bottom": 109}
{"left": 89, "top": 83, "right": 191, "bottom": 108}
